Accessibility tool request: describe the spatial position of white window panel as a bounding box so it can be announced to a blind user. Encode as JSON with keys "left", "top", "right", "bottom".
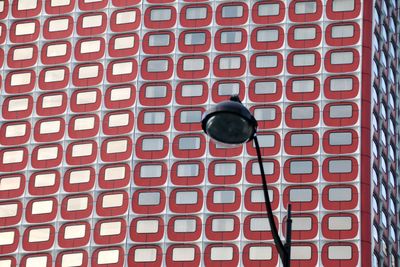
{"left": 330, "top": 77, "right": 353, "bottom": 91}
{"left": 82, "top": 14, "right": 103, "bottom": 28}
{"left": 10, "top": 72, "right": 31, "bottom": 86}
{"left": 147, "top": 60, "right": 168, "bottom": 72}
{"left": 331, "top": 51, "right": 354, "bottom": 64}
{"left": 13, "top": 47, "right": 34, "bottom": 61}
{"left": 18, "top": 0, "right": 37, "bottom": 10}
{"left": 213, "top": 190, "right": 235, "bottom": 203}
{"left": 256, "top": 55, "right": 278, "bottom": 68}
{"left": 110, "top": 87, "right": 131, "bottom": 101}
{"left": 174, "top": 219, "right": 196, "bottom": 232}
{"left": 51, "top": 0, "right": 70, "bottom": 7}
{"left": 71, "top": 143, "right": 93, "bottom": 157}
{"left": 47, "top": 43, "right": 68, "bottom": 57}
{"left": 99, "top": 221, "right": 121, "bottom": 236}
{"left": 78, "top": 65, "right": 99, "bottom": 79}
{"left": 97, "top": 250, "right": 119, "bottom": 264}
{"left": 251, "top": 161, "right": 274, "bottom": 175}
{"left": 40, "top": 120, "right": 61, "bottom": 134}
{"left": 210, "top": 247, "right": 233, "bottom": 260}
{"left": 134, "top": 248, "right": 157, "bottom": 262}
{"left": 254, "top": 107, "right": 276, "bottom": 121}
{"left": 76, "top": 91, "right": 97, "bottom": 104}
{"left": 44, "top": 69, "right": 65, "bottom": 83}
{"left": 69, "top": 169, "right": 91, "bottom": 184}
{"left": 177, "top": 163, "right": 199, "bottom": 177}
{"left": 329, "top": 105, "right": 353, "bottom": 118}
{"left": 221, "top": 31, "right": 242, "bottom": 44}
{"left": 331, "top": 25, "right": 354, "bottom": 38}
{"left": 112, "top": 61, "right": 133, "bottom": 75}
{"left": 328, "top": 245, "right": 352, "bottom": 260}
{"left": 212, "top": 218, "right": 234, "bottom": 232}
{"left": 104, "top": 166, "right": 126, "bottom": 181}
{"left": 329, "top": 132, "right": 352, "bottom": 145}
{"left": 290, "top": 188, "right": 312, "bottom": 202}
{"left": 28, "top": 228, "right": 50, "bottom": 243}
{"left": 15, "top": 22, "right": 36, "bottom": 35}
{"left": 142, "top": 138, "right": 164, "bottom": 151}
{"left": 292, "top": 217, "right": 312, "bottom": 231}
{"left": 31, "top": 200, "right": 54, "bottom": 214}
{"left": 183, "top": 58, "right": 204, "bottom": 71}
{"left": 184, "top": 32, "right": 205, "bottom": 45}
{"left": 290, "top": 133, "right": 313, "bottom": 146}
{"left": 290, "top": 160, "right": 313, "bottom": 174}
{"left": 0, "top": 203, "right": 18, "bottom": 217}
{"left": 138, "top": 192, "right": 160, "bottom": 205}
{"left": 178, "top": 137, "right": 200, "bottom": 150}
{"left": 180, "top": 110, "right": 202, "bottom": 123}
{"left": 294, "top": 27, "right": 316, "bottom": 40}
{"left": 145, "top": 85, "right": 167, "bottom": 98}
{"left": 61, "top": 252, "right": 84, "bottom": 267}
{"left": 67, "top": 197, "right": 88, "bottom": 211}
{"left": 258, "top": 3, "right": 280, "bottom": 16}
{"left": 140, "top": 164, "right": 162, "bottom": 178}
{"left": 149, "top": 34, "right": 170, "bottom": 46}
{"left": 249, "top": 246, "right": 272, "bottom": 260}
{"left": 181, "top": 84, "right": 203, "bottom": 97}
{"left": 222, "top": 5, "right": 243, "bottom": 18}
{"left": 219, "top": 57, "right": 241, "bottom": 70}
{"left": 257, "top": 134, "right": 275, "bottom": 148}
{"left": 250, "top": 217, "right": 270, "bottom": 231}
{"left": 114, "top": 36, "right": 135, "bottom": 50}
{"left": 0, "top": 176, "right": 21, "bottom": 191}
{"left": 293, "top": 53, "right": 315, "bottom": 66}
{"left": 214, "top": 162, "right": 236, "bottom": 176}
{"left": 294, "top": 1, "right": 317, "bottom": 14}
{"left": 64, "top": 224, "right": 86, "bottom": 239}
{"left": 144, "top": 111, "right": 165, "bottom": 124}
{"left": 136, "top": 219, "right": 159, "bottom": 233}
{"left": 291, "top": 106, "right": 314, "bottom": 119}
{"left": 292, "top": 79, "right": 315, "bottom": 93}
{"left": 74, "top": 117, "right": 95, "bottom": 131}
{"left": 328, "top": 187, "right": 352, "bottom": 201}
{"left": 106, "top": 139, "right": 127, "bottom": 154}
{"left": 175, "top": 191, "right": 198, "bottom": 204}
{"left": 257, "top": 29, "right": 279, "bottom": 42}
{"left": 102, "top": 193, "right": 123, "bottom": 208}
{"left": 251, "top": 189, "right": 273, "bottom": 203}
{"left": 186, "top": 7, "right": 207, "bottom": 19}
{"left": 254, "top": 81, "right": 277, "bottom": 94}
{"left": 116, "top": 10, "right": 136, "bottom": 24}
{"left": 332, "top": 0, "right": 355, "bottom": 12}
{"left": 5, "top": 123, "right": 27, "bottom": 138}
{"left": 34, "top": 173, "right": 56, "bottom": 187}
{"left": 172, "top": 247, "right": 195, "bottom": 261}
{"left": 0, "top": 259, "right": 12, "bottom": 267}
{"left": 48, "top": 18, "right": 69, "bottom": 32}
{"left": 0, "top": 231, "right": 15, "bottom": 245}
{"left": 291, "top": 246, "right": 311, "bottom": 260}
{"left": 42, "top": 94, "right": 63, "bottom": 108}
{"left": 26, "top": 256, "right": 48, "bottom": 267}
{"left": 150, "top": 9, "right": 171, "bottom": 21}
{"left": 80, "top": 39, "right": 101, "bottom": 54}
{"left": 218, "top": 82, "right": 240, "bottom": 96}
{"left": 3, "top": 150, "right": 24, "bottom": 164}
{"left": 328, "top": 216, "right": 352, "bottom": 230}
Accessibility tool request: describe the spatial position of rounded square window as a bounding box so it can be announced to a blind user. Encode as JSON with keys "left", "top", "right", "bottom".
{"left": 322, "top": 156, "right": 358, "bottom": 182}
{"left": 58, "top": 221, "right": 90, "bottom": 248}
{"left": 244, "top": 186, "right": 279, "bottom": 212}
{"left": 204, "top": 244, "right": 239, "bottom": 266}
{"left": 283, "top": 186, "right": 318, "bottom": 211}
{"left": 92, "top": 247, "right": 124, "bottom": 267}
{"left": 132, "top": 189, "right": 166, "bottom": 214}
{"left": 102, "top": 110, "right": 134, "bottom": 136}
{"left": 250, "top": 52, "right": 283, "bottom": 77}
{"left": 168, "top": 215, "right": 202, "bottom": 242}
{"left": 166, "top": 245, "right": 200, "bottom": 266}
{"left": 142, "top": 31, "right": 175, "bottom": 55}
{"left": 25, "top": 197, "right": 58, "bottom": 223}
{"left": 100, "top": 137, "right": 133, "bottom": 162}
{"left": 22, "top": 225, "right": 55, "bottom": 252}
{"left": 74, "top": 37, "right": 105, "bottom": 62}
{"left": 107, "top": 58, "right": 138, "bottom": 84}
{"left": 170, "top": 160, "right": 205, "bottom": 186}
{"left": 61, "top": 194, "right": 93, "bottom": 220}
{"left": 322, "top": 213, "right": 358, "bottom": 239}
{"left": 251, "top": 26, "right": 284, "bottom": 50}
{"left": 172, "top": 134, "right": 206, "bottom": 159}
{"left": 1, "top": 121, "right": 31, "bottom": 146}
{"left": 105, "top": 84, "right": 136, "bottom": 110}
{"left": 76, "top": 12, "right": 107, "bottom": 36}
{"left": 55, "top": 250, "right": 88, "bottom": 267}
{"left": 325, "top": 48, "right": 360, "bottom": 73}
{"left": 326, "top": 22, "right": 360, "bottom": 46}
{"left": 288, "top": 24, "right": 322, "bottom": 48}
{"left": 205, "top": 215, "right": 240, "bottom": 241}
{"left": 215, "top": 28, "right": 247, "bottom": 52}
{"left": 177, "top": 55, "right": 210, "bottom": 79}
{"left": 285, "top": 103, "right": 320, "bottom": 128}
{"left": 0, "top": 147, "right": 28, "bottom": 172}
{"left": 323, "top": 102, "right": 358, "bottom": 127}
{"left": 43, "top": 16, "right": 73, "bottom": 40}
{"left": 135, "top": 135, "right": 169, "bottom": 159}
{"left": 322, "top": 242, "right": 359, "bottom": 266}
{"left": 139, "top": 82, "right": 172, "bottom": 107}
{"left": 207, "top": 187, "right": 240, "bottom": 212}
{"left": 324, "top": 75, "right": 359, "bottom": 99}
{"left": 141, "top": 57, "right": 173, "bottom": 81}
{"left": 326, "top": 0, "right": 361, "bottom": 20}
{"left": 284, "top": 130, "right": 319, "bottom": 155}
{"left": 72, "top": 63, "right": 104, "bottom": 87}
{"left": 70, "top": 88, "right": 102, "bottom": 113}
{"left": 323, "top": 129, "right": 358, "bottom": 154}
{"left": 130, "top": 216, "right": 164, "bottom": 242}
{"left": 98, "top": 163, "right": 131, "bottom": 190}
{"left": 65, "top": 140, "right": 98, "bottom": 166}
{"left": 41, "top": 41, "right": 72, "bottom": 65}
{"left": 63, "top": 167, "right": 95, "bottom": 193}
{"left": 127, "top": 245, "right": 162, "bottom": 267}
{"left": 216, "top": 2, "right": 248, "bottom": 26}
{"left": 0, "top": 174, "right": 25, "bottom": 199}
{"left": 287, "top": 51, "right": 321, "bottom": 74}
{"left": 110, "top": 7, "right": 141, "bottom": 32}
{"left": 7, "top": 44, "right": 38, "bottom": 68}
{"left": 45, "top": 0, "right": 75, "bottom": 15}
{"left": 175, "top": 81, "right": 208, "bottom": 106}
{"left": 169, "top": 188, "right": 203, "bottom": 213}
{"left": 5, "top": 70, "right": 36, "bottom": 94}
{"left": 283, "top": 157, "right": 318, "bottom": 183}
{"left": 252, "top": 1, "right": 285, "bottom": 24}
{"left": 243, "top": 243, "right": 278, "bottom": 266}
{"left": 133, "top": 161, "right": 168, "bottom": 187}
{"left": 96, "top": 191, "right": 129, "bottom": 217}
{"left": 10, "top": 19, "right": 40, "bottom": 43}
{"left": 109, "top": 33, "right": 140, "bottom": 58}
{"left": 28, "top": 170, "right": 60, "bottom": 196}
{"left": 68, "top": 114, "right": 99, "bottom": 139}
{"left": 322, "top": 185, "right": 358, "bottom": 210}
{"left": 288, "top": 0, "right": 323, "bottom": 22}
{"left": 144, "top": 6, "right": 177, "bottom": 29}
{"left": 179, "top": 29, "right": 211, "bottom": 53}
{"left": 246, "top": 132, "right": 281, "bottom": 157}
{"left": 180, "top": 4, "right": 212, "bottom": 28}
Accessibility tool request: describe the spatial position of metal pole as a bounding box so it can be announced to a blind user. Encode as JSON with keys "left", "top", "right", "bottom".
{"left": 253, "top": 134, "right": 291, "bottom": 267}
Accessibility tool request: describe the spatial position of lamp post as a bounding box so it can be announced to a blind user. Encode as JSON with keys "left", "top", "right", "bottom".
{"left": 202, "top": 95, "right": 292, "bottom": 267}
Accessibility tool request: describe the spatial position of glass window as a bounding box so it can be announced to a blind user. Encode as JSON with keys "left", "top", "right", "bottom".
{"left": 180, "top": 110, "right": 202, "bottom": 123}
{"left": 174, "top": 218, "right": 196, "bottom": 232}
{"left": 97, "top": 250, "right": 119, "bottom": 264}
{"left": 251, "top": 189, "right": 274, "bottom": 202}
{"left": 172, "top": 247, "right": 195, "bottom": 262}
{"left": 183, "top": 58, "right": 204, "bottom": 71}
{"left": 5, "top": 123, "right": 27, "bottom": 138}
{"left": 138, "top": 192, "right": 160, "bottom": 205}
{"left": 328, "top": 216, "right": 352, "bottom": 230}
{"left": 254, "top": 107, "right": 276, "bottom": 121}
{"left": 292, "top": 79, "right": 315, "bottom": 93}
{"left": 294, "top": 27, "right": 316, "bottom": 40}
{"left": 217, "top": 82, "right": 240, "bottom": 96}
{"left": 0, "top": 230, "right": 15, "bottom": 246}
{"left": 147, "top": 59, "right": 168, "bottom": 72}
{"left": 61, "top": 252, "right": 84, "bottom": 267}
{"left": 143, "top": 111, "right": 165, "bottom": 124}
{"left": 291, "top": 106, "right": 314, "bottom": 119}
{"left": 116, "top": 10, "right": 136, "bottom": 24}
{"left": 328, "top": 187, "right": 352, "bottom": 201}
{"left": 178, "top": 137, "right": 200, "bottom": 150}
{"left": 64, "top": 224, "right": 86, "bottom": 239}
{"left": 221, "top": 31, "right": 242, "bottom": 44}
{"left": 142, "top": 138, "right": 164, "bottom": 151}
{"left": 257, "top": 134, "right": 275, "bottom": 148}
{"left": 212, "top": 218, "right": 234, "bottom": 232}
{"left": 258, "top": 3, "right": 280, "bottom": 16}
{"left": 67, "top": 196, "right": 88, "bottom": 211}
{"left": 175, "top": 191, "right": 198, "bottom": 204}
{"left": 290, "top": 188, "right": 312, "bottom": 202}
{"left": 329, "top": 105, "right": 353, "bottom": 118}
{"left": 177, "top": 163, "right": 199, "bottom": 177}
{"left": 140, "top": 164, "right": 162, "bottom": 178}
{"left": 294, "top": 1, "right": 317, "bottom": 14}
{"left": 328, "top": 246, "right": 352, "bottom": 260}
{"left": 114, "top": 35, "right": 135, "bottom": 50}
{"left": 184, "top": 32, "right": 206, "bottom": 45}
{"left": 329, "top": 132, "right": 352, "bottom": 145}
{"left": 257, "top": 29, "right": 279, "bottom": 42}
{"left": 0, "top": 203, "right": 18, "bottom": 218}
{"left": 214, "top": 162, "right": 236, "bottom": 176}
{"left": 328, "top": 159, "right": 352, "bottom": 173}
{"left": 144, "top": 85, "right": 167, "bottom": 98}
{"left": 219, "top": 56, "right": 241, "bottom": 70}
{"left": 150, "top": 9, "right": 171, "bottom": 21}
{"left": 293, "top": 53, "right": 315, "bottom": 66}
{"left": 99, "top": 221, "right": 121, "bottom": 236}
{"left": 136, "top": 219, "right": 159, "bottom": 233}
{"left": 210, "top": 247, "right": 233, "bottom": 260}
{"left": 102, "top": 193, "right": 123, "bottom": 208}
{"left": 332, "top": 0, "right": 355, "bottom": 12}
{"left": 256, "top": 55, "right": 277, "bottom": 68}
{"left": 213, "top": 190, "right": 235, "bottom": 203}
{"left": 0, "top": 176, "right": 21, "bottom": 191}
{"left": 331, "top": 24, "right": 354, "bottom": 38}
{"left": 292, "top": 216, "right": 312, "bottom": 231}
{"left": 251, "top": 161, "right": 274, "bottom": 175}
{"left": 221, "top": 5, "right": 243, "bottom": 18}
{"left": 290, "top": 160, "right": 313, "bottom": 174}
{"left": 291, "top": 133, "right": 313, "bottom": 146}
{"left": 185, "top": 7, "right": 207, "bottom": 20}
{"left": 34, "top": 173, "right": 56, "bottom": 187}
{"left": 250, "top": 217, "right": 269, "bottom": 231}
{"left": 111, "top": 61, "right": 133, "bottom": 75}
{"left": 331, "top": 51, "right": 353, "bottom": 64}
{"left": 330, "top": 77, "right": 353, "bottom": 91}
{"left": 254, "top": 81, "right": 277, "bottom": 94}
{"left": 181, "top": 84, "right": 203, "bottom": 97}
{"left": 104, "top": 166, "right": 125, "bottom": 181}
{"left": 291, "top": 246, "right": 311, "bottom": 260}
{"left": 28, "top": 227, "right": 51, "bottom": 242}
{"left": 249, "top": 246, "right": 272, "bottom": 260}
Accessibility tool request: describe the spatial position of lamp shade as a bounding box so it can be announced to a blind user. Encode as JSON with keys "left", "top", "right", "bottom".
{"left": 202, "top": 97, "right": 257, "bottom": 145}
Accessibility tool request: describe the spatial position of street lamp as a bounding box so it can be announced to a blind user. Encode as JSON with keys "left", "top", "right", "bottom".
{"left": 202, "top": 95, "right": 292, "bottom": 267}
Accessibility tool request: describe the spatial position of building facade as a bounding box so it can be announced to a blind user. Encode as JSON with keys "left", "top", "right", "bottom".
{"left": 0, "top": 0, "right": 398, "bottom": 266}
